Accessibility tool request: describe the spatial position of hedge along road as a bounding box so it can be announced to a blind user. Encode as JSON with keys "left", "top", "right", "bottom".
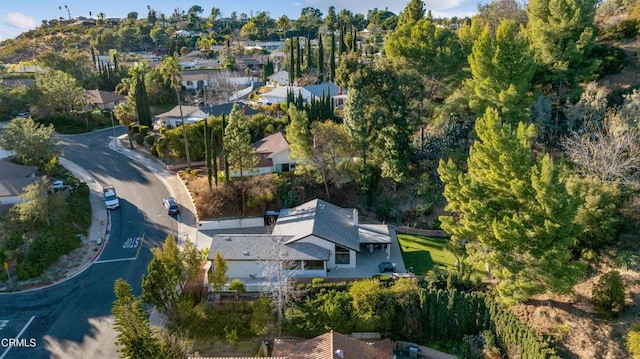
{"left": 0, "top": 128, "right": 178, "bottom": 359}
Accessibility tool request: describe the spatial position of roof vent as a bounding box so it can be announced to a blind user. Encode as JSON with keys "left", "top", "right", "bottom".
{"left": 335, "top": 349, "right": 344, "bottom": 358}
{"left": 243, "top": 251, "right": 250, "bottom": 256}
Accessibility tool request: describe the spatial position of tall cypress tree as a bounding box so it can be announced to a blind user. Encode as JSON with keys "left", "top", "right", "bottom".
{"left": 134, "top": 72, "right": 152, "bottom": 127}
{"left": 339, "top": 25, "right": 346, "bottom": 55}
{"left": 317, "top": 32, "right": 324, "bottom": 81}
{"left": 295, "top": 35, "right": 302, "bottom": 79}
{"left": 306, "top": 34, "right": 312, "bottom": 71}
{"left": 288, "top": 37, "right": 295, "bottom": 84}
{"left": 330, "top": 32, "right": 336, "bottom": 82}
{"left": 204, "top": 118, "right": 212, "bottom": 191}
{"left": 221, "top": 114, "right": 229, "bottom": 183}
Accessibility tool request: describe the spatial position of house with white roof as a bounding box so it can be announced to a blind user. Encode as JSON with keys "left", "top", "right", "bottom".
{"left": 266, "top": 70, "right": 290, "bottom": 86}
{"left": 206, "top": 199, "right": 393, "bottom": 279}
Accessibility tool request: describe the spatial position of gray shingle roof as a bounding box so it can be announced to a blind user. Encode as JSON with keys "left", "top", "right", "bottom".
{"left": 208, "top": 234, "right": 329, "bottom": 261}
{"left": 0, "top": 158, "right": 38, "bottom": 179}
{"left": 273, "top": 199, "right": 360, "bottom": 251}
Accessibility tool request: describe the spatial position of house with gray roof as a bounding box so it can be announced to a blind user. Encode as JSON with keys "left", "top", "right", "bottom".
{"left": 206, "top": 199, "right": 392, "bottom": 279}
{"left": 0, "top": 158, "right": 39, "bottom": 213}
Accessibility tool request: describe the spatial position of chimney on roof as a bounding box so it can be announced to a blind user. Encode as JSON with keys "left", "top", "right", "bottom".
{"left": 353, "top": 209, "right": 358, "bottom": 227}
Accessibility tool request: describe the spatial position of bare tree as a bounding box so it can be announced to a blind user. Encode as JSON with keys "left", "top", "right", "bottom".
{"left": 204, "top": 71, "right": 247, "bottom": 104}
{"left": 257, "top": 236, "right": 300, "bottom": 335}
{"left": 563, "top": 112, "right": 640, "bottom": 185}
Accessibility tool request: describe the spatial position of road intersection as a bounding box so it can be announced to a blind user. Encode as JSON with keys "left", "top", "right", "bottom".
{"left": 0, "top": 128, "right": 199, "bottom": 358}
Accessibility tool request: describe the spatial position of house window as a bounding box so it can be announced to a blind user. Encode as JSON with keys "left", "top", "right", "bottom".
{"left": 283, "top": 260, "right": 302, "bottom": 270}
{"left": 335, "top": 245, "right": 350, "bottom": 265}
{"left": 186, "top": 81, "right": 193, "bottom": 86}
{"left": 304, "top": 260, "right": 324, "bottom": 270}
{"left": 280, "top": 163, "right": 290, "bottom": 172}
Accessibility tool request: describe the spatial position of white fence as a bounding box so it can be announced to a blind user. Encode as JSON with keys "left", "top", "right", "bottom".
{"left": 198, "top": 216, "right": 264, "bottom": 230}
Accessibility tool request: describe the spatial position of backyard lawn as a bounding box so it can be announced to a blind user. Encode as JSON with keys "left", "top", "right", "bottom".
{"left": 396, "top": 233, "right": 485, "bottom": 277}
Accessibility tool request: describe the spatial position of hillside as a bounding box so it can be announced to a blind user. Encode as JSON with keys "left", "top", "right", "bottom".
{"left": 0, "top": 24, "right": 93, "bottom": 63}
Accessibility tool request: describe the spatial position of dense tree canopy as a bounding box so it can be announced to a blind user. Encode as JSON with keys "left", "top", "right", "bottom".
{"left": 525, "top": 0, "right": 598, "bottom": 86}
{"left": 464, "top": 20, "right": 535, "bottom": 124}
{"left": 0, "top": 117, "right": 60, "bottom": 166}
{"left": 438, "top": 108, "right": 585, "bottom": 302}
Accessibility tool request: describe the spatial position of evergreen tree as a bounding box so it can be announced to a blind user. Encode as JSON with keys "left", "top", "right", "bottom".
{"left": 222, "top": 114, "right": 230, "bottom": 182}
{"left": 210, "top": 251, "right": 228, "bottom": 301}
{"left": 396, "top": 0, "right": 425, "bottom": 27}
{"left": 225, "top": 104, "right": 258, "bottom": 179}
{"left": 330, "top": 32, "right": 336, "bottom": 82}
{"left": 317, "top": 33, "right": 325, "bottom": 81}
{"left": 295, "top": 36, "right": 302, "bottom": 79}
{"left": 306, "top": 34, "right": 313, "bottom": 71}
{"left": 288, "top": 37, "right": 295, "bottom": 84}
{"left": 134, "top": 71, "right": 151, "bottom": 127}
{"left": 112, "top": 278, "right": 163, "bottom": 358}
{"left": 438, "top": 108, "right": 585, "bottom": 303}
{"left": 525, "top": 0, "right": 597, "bottom": 88}
{"left": 224, "top": 104, "right": 258, "bottom": 215}
{"left": 464, "top": 20, "right": 535, "bottom": 124}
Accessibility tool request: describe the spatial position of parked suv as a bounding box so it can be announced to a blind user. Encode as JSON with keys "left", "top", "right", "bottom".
{"left": 163, "top": 197, "right": 180, "bottom": 215}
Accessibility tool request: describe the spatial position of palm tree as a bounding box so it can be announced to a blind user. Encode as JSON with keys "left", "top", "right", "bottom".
{"left": 113, "top": 103, "right": 136, "bottom": 149}
{"left": 277, "top": 15, "right": 289, "bottom": 40}
{"left": 158, "top": 55, "right": 191, "bottom": 167}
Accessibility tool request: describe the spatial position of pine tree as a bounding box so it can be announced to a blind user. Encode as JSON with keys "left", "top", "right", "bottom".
{"left": 465, "top": 20, "right": 535, "bottom": 124}
{"left": 525, "top": 0, "right": 597, "bottom": 87}
{"left": 438, "top": 108, "right": 584, "bottom": 303}
{"left": 224, "top": 104, "right": 258, "bottom": 214}
{"left": 396, "top": 0, "right": 425, "bottom": 27}
{"left": 112, "top": 278, "right": 163, "bottom": 358}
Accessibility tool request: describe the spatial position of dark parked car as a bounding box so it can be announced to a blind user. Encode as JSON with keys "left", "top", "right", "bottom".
{"left": 163, "top": 197, "right": 180, "bottom": 215}
{"left": 378, "top": 262, "right": 396, "bottom": 273}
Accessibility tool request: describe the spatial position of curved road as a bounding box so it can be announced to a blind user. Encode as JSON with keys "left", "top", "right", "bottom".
{"left": 0, "top": 129, "right": 177, "bottom": 358}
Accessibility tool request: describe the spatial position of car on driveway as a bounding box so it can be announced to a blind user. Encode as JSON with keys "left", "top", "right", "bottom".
{"left": 378, "top": 261, "right": 396, "bottom": 273}
{"left": 163, "top": 196, "right": 180, "bottom": 215}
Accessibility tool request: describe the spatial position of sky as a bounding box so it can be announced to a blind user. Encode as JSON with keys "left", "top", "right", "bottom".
{"left": 0, "top": 0, "right": 488, "bottom": 41}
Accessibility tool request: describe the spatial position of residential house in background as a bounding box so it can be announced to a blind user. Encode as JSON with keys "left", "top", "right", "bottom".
{"left": 258, "top": 83, "right": 346, "bottom": 107}
{"left": 266, "top": 70, "right": 290, "bottom": 86}
{"left": 85, "top": 89, "right": 126, "bottom": 110}
{"left": 178, "top": 51, "right": 220, "bottom": 70}
{"left": 252, "top": 131, "right": 295, "bottom": 174}
{"left": 154, "top": 105, "right": 208, "bottom": 127}
{"left": 0, "top": 158, "right": 39, "bottom": 214}
{"left": 201, "top": 102, "right": 260, "bottom": 117}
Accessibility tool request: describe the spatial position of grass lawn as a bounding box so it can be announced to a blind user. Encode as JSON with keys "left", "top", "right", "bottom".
{"left": 396, "top": 234, "right": 485, "bottom": 277}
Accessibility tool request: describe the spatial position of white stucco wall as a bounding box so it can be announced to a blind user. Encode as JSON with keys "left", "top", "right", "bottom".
{"left": 198, "top": 216, "right": 264, "bottom": 230}
{"left": 270, "top": 150, "right": 294, "bottom": 172}
{"left": 296, "top": 235, "right": 357, "bottom": 269}
{"left": 227, "top": 261, "right": 264, "bottom": 278}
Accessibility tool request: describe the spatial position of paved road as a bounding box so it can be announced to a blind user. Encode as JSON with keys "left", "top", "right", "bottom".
{"left": 0, "top": 129, "right": 179, "bottom": 358}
